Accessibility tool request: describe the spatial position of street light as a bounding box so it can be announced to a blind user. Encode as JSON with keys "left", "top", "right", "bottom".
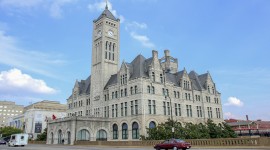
{"left": 165, "top": 94, "right": 174, "bottom": 138}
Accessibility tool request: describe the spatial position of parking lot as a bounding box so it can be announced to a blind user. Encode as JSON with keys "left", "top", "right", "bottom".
{"left": 0, "top": 144, "right": 269, "bottom": 150}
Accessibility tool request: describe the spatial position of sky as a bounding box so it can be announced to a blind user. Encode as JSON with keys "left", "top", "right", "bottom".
{"left": 0, "top": 0, "right": 269, "bottom": 121}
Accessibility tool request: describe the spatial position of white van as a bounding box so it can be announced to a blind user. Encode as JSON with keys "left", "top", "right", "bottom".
{"left": 8, "top": 133, "right": 28, "bottom": 147}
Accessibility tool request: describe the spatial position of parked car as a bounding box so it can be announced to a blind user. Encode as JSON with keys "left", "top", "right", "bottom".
{"left": 0, "top": 139, "right": 7, "bottom": 145}
{"left": 154, "top": 139, "right": 191, "bottom": 150}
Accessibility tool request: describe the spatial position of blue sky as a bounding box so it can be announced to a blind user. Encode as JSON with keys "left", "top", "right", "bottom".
{"left": 0, "top": 0, "right": 269, "bottom": 121}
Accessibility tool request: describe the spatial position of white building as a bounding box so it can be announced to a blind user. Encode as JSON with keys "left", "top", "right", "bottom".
{"left": 47, "top": 3, "right": 223, "bottom": 145}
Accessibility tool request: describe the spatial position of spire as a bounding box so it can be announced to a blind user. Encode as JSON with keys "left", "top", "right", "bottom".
{"left": 105, "top": 0, "right": 108, "bottom": 10}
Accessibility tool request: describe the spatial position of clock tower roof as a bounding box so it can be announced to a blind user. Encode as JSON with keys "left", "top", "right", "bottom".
{"left": 95, "top": 5, "right": 118, "bottom": 22}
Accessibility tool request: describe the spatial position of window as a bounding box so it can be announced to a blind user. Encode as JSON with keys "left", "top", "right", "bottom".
{"left": 115, "top": 91, "right": 118, "bottom": 98}
{"left": 147, "top": 86, "right": 151, "bottom": 93}
{"left": 121, "top": 103, "right": 123, "bottom": 116}
{"left": 132, "top": 122, "right": 139, "bottom": 139}
{"left": 175, "top": 103, "right": 181, "bottom": 116}
{"left": 112, "top": 105, "right": 114, "bottom": 118}
{"left": 197, "top": 106, "right": 202, "bottom": 118}
{"left": 207, "top": 107, "right": 213, "bottom": 118}
{"left": 130, "top": 87, "right": 133, "bottom": 95}
{"left": 185, "top": 93, "right": 188, "bottom": 100}
{"left": 135, "top": 86, "right": 138, "bottom": 94}
{"left": 216, "top": 108, "right": 221, "bottom": 118}
{"left": 162, "top": 88, "right": 166, "bottom": 96}
{"left": 121, "top": 89, "right": 123, "bottom": 97}
{"left": 122, "top": 123, "right": 128, "bottom": 139}
{"left": 163, "top": 102, "right": 166, "bottom": 115}
{"left": 186, "top": 105, "right": 192, "bottom": 117}
{"left": 124, "top": 88, "right": 127, "bottom": 96}
{"left": 167, "top": 102, "right": 170, "bottom": 115}
{"left": 96, "top": 129, "right": 107, "bottom": 141}
{"left": 148, "top": 100, "right": 152, "bottom": 114}
{"left": 135, "top": 100, "right": 138, "bottom": 115}
{"left": 177, "top": 92, "right": 180, "bottom": 98}
{"left": 174, "top": 91, "right": 176, "bottom": 98}
{"left": 124, "top": 102, "right": 127, "bottom": 116}
{"left": 113, "top": 124, "right": 118, "bottom": 139}
{"left": 131, "top": 101, "right": 134, "bottom": 115}
{"left": 77, "top": 129, "right": 90, "bottom": 141}
{"left": 152, "top": 72, "right": 155, "bottom": 81}
{"left": 153, "top": 100, "right": 156, "bottom": 114}
{"left": 212, "top": 87, "right": 215, "bottom": 94}
{"left": 160, "top": 74, "right": 163, "bottom": 83}
{"left": 115, "top": 104, "right": 118, "bottom": 117}
{"left": 112, "top": 92, "right": 115, "bottom": 99}
{"left": 151, "top": 86, "right": 155, "bottom": 94}
{"left": 149, "top": 121, "right": 156, "bottom": 129}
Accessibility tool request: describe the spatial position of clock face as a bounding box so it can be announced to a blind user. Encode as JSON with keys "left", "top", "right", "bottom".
{"left": 108, "top": 30, "right": 114, "bottom": 37}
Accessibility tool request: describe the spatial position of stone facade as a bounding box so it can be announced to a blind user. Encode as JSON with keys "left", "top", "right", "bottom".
{"left": 0, "top": 100, "right": 23, "bottom": 127}
{"left": 47, "top": 4, "right": 223, "bottom": 145}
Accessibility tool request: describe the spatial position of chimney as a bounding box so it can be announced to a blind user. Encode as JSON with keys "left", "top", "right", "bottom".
{"left": 164, "top": 49, "right": 170, "bottom": 57}
{"left": 152, "top": 50, "right": 158, "bottom": 59}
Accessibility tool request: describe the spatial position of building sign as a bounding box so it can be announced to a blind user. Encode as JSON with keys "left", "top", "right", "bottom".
{"left": 35, "top": 122, "right": 42, "bottom": 133}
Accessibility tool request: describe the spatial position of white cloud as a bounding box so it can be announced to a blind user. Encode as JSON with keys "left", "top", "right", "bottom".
{"left": 224, "top": 112, "right": 237, "bottom": 119}
{"left": 125, "top": 21, "right": 147, "bottom": 31}
{"left": 0, "top": 68, "right": 56, "bottom": 95}
{"left": 88, "top": 1, "right": 125, "bottom": 23}
{"left": 224, "top": 97, "right": 244, "bottom": 107}
{"left": 130, "top": 32, "right": 155, "bottom": 48}
{"left": 0, "top": 30, "right": 66, "bottom": 78}
{"left": 0, "top": 0, "right": 76, "bottom": 19}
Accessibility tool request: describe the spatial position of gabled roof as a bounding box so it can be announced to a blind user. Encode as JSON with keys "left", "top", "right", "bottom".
{"left": 189, "top": 71, "right": 203, "bottom": 90}
{"left": 78, "top": 75, "right": 91, "bottom": 95}
{"left": 104, "top": 74, "right": 118, "bottom": 89}
{"left": 130, "top": 54, "right": 148, "bottom": 79}
{"left": 165, "top": 73, "right": 178, "bottom": 86}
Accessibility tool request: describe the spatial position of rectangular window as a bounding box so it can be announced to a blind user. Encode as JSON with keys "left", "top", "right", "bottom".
{"left": 148, "top": 100, "right": 152, "bottom": 114}
{"left": 178, "top": 104, "right": 181, "bottom": 116}
{"left": 153, "top": 100, "right": 156, "bottom": 114}
{"left": 207, "top": 107, "right": 213, "bottom": 118}
{"left": 121, "top": 103, "right": 123, "bottom": 116}
{"left": 112, "top": 105, "right": 114, "bottom": 118}
{"left": 175, "top": 103, "right": 178, "bottom": 116}
{"left": 135, "top": 100, "right": 138, "bottom": 115}
{"left": 186, "top": 105, "right": 192, "bottom": 117}
{"left": 112, "top": 92, "right": 115, "bottom": 99}
{"left": 104, "top": 106, "right": 107, "bottom": 117}
{"left": 131, "top": 101, "right": 134, "bottom": 115}
{"left": 115, "top": 104, "right": 118, "bottom": 117}
{"left": 124, "top": 88, "right": 127, "bottom": 96}
{"left": 124, "top": 102, "right": 127, "bottom": 116}
{"left": 197, "top": 106, "right": 202, "bottom": 118}
{"left": 167, "top": 102, "right": 170, "bottom": 115}
{"left": 163, "top": 102, "right": 166, "bottom": 115}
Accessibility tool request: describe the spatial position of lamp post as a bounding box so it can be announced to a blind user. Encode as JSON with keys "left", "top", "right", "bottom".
{"left": 165, "top": 94, "right": 174, "bottom": 138}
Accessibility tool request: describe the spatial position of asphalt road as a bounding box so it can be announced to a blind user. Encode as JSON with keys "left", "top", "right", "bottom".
{"left": 0, "top": 144, "right": 268, "bottom": 150}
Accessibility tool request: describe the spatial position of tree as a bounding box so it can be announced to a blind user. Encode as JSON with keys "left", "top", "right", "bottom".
{"left": 36, "top": 128, "right": 47, "bottom": 141}
{"left": 0, "top": 126, "right": 23, "bottom": 137}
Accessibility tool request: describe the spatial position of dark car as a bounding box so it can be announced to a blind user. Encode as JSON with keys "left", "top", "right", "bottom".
{"left": 154, "top": 139, "right": 191, "bottom": 150}
{"left": 0, "top": 139, "right": 7, "bottom": 145}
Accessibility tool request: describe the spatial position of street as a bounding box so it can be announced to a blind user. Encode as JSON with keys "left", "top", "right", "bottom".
{"left": 0, "top": 144, "right": 268, "bottom": 150}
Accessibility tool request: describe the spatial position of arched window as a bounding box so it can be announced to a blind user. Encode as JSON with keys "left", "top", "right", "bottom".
{"left": 113, "top": 43, "right": 115, "bottom": 52}
{"left": 151, "top": 86, "right": 155, "bottom": 94}
{"left": 130, "top": 87, "right": 133, "bottom": 95}
{"left": 152, "top": 72, "right": 155, "bottom": 81}
{"left": 113, "top": 124, "right": 118, "bottom": 139}
{"left": 132, "top": 122, "right": 139, "bottom": 139}
{"left": 96, "top": 129, "right": 107, "bottom": 141}
{"left": 67, "top": 131, "right": 71, "bottom": 144}
{"left": 147, "top": 86, "right": 151, "bottom": 93}
{"left": 212, "top": 87, "right": 215, "bottom": 94}
{"left": 149, "top": 121, "right": 156, "bottom": 129}
{"left": 77, "top": 129, "right": 90, "bottom": 141}
{"left": 105, "top": 41, "right": 108, "bottom": 50}
{"left": 109, "top": 42, "right": 112, "bottom": 51}
{"left": 58, "top": 130, "right": 62, "bottom": 144}
{"left": 160, "top": 74, "right": 163, "bottom": 83}
{"left": 135, "top": 86, "right": 138, "bottom": 94}
{"left": 50, "top": 132, "right": 54, "bottom": 144}
{"left": 122, "top": 123, "right": 128, "bottom": 139}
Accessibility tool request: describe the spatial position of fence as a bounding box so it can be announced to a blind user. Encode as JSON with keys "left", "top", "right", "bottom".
{"left": 75, "top": 137, "right": 270, "bottom": 147}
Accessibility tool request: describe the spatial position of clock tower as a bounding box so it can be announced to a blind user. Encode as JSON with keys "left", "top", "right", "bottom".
{"left": 90, "top": 4, "right": 120, "bottom": 103}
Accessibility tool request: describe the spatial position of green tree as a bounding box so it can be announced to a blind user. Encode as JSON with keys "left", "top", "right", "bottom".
{"left": 36, "top": 128, "right": 47, "bottom": 141}
{"left": 221, "top": 122, "right": 237, "bottom": 138}
{"left": 0, "top": 126, "right": 23, "bottom": 137}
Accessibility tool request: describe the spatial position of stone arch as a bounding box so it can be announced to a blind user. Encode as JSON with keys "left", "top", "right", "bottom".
{"left": 96, "top": 129, "right": 107, "bottom": 141}
{"left": 57, "top": 129, "right": 63, "bottom": 144}
{"left": 77, "top": 129, "right": 90, "bottom": 141}
{"left": 50, "top": 132, "right": 54, "bottom": 144}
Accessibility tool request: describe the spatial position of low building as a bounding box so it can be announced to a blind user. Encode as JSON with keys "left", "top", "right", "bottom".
{"left": 225, "top": 119, "right": 270, "bottom": 137}
{"left": 0, "top": 101, "right": 23, "bottom": 127}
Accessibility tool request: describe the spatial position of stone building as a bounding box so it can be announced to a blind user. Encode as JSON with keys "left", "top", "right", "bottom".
{"left": 47, "top": 4, "right": 223, "bottom": 145}
{"left": 0, "top": 100, "right": 23, "bottom": 127}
